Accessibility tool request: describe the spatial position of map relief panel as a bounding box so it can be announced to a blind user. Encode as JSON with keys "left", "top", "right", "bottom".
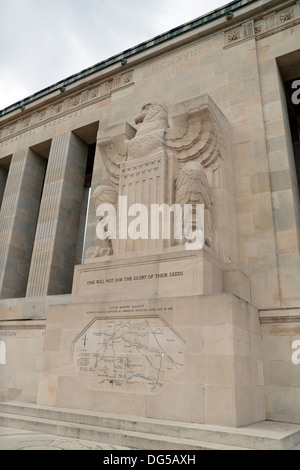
{"left": 71, "top": 317, "right": 186, "bottom": 394}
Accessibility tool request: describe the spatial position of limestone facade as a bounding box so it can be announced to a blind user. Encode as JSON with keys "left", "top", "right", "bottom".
{"left": 0, "top": 0, "right": 300, "bottom": 428}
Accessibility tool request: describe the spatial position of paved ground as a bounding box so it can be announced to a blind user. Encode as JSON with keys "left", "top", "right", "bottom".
{"left": 0, "top": 426, "right": 131, "bottom": 450}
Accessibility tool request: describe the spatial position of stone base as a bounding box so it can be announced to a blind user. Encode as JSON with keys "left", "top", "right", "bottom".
{"left": 260, "top": 308, "right": 300, "bottom": 425}
{"left": 1, "top": 402, "right": 300, "bottom": 450}
{"left": 37, "top": 293, "right": 265, "bottom": 428}
{"left": 73, "top": 246, "right": 250, "bottom": 303}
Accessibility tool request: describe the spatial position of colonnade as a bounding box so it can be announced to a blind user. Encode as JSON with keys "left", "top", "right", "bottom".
{"left": 0, "top": 131, "right": 92, "bottom": 299}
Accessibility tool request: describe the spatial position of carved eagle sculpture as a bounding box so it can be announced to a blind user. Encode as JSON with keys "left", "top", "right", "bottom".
{"left": 175, "top": 161, "right": 213, "bottom": 248}
{"left": 85, "top": 185, "right": 118, "bottom": 259}
{"left": 98, "top": 102, "right": 223, "bottom": 189}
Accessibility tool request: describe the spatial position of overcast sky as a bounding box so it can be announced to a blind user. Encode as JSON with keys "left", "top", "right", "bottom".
{"left": 0, "top": 0, "right": 227, "bottom": 110}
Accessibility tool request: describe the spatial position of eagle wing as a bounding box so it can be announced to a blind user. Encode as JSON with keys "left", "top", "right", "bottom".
{"left": 97, "top": 123, "right": 136, "bottom": 189}
{"left": 92, "top": 185, "right": 118, "bottom": 210}
{"left": 165, "top": 104, "right": 223, "bottom": 169}
{"left": 176, "top": 164, "right": 212, "bottom": 209}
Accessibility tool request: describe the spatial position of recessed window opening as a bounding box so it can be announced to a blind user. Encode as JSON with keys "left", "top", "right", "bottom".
{"left": 0, "top": 155, "right": 12, "bottom": 210}
{"left": 72, "top": 122, "right": 99, "bottom": 268}
{"left": 278, "top": 51, "right": 300, "bottom": 200}
{"left": 284, "top": 78, "right": 300, "bottom": 197}
{"left": 21, "top": 142, "right": 50, "bottom": 297}
{"left": 76, "top": 142, "right": 96, "bottom": 265}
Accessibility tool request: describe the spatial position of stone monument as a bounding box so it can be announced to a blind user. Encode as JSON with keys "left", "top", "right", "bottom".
{"left": 2, "top": 0, "right": 300, "bottom": 446}
{"left": 37, "top": 95, "right": 265, "bottom": 428}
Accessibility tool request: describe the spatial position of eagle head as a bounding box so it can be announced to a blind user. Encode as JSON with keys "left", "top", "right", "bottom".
{"left": 135, "top": 103, "right": 168, "bottom": 125}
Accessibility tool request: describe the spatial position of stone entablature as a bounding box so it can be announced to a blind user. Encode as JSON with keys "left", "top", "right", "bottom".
{"left": 225, "top": 0, "right": 300, "bottom": 46}
{"left": 0, "top": 70, "right": 134, "bottom": 145}
{"left": 1, "top": 0, "right": 298, "bottom": 145}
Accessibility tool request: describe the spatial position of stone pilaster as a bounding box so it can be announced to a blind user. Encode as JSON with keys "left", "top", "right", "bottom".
{"left": 26, "top": 132, "right": 88, "bottom": 297}
{"left": 0, "top": 148, "right": 47, "bottom": 299}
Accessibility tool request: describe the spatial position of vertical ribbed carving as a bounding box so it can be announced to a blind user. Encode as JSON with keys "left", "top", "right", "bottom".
{"left": 26, "top": 132, "right": 88, "bottom": 298}
{"left": 115, "top": 154, "right": 167, "bottom": 254}
{"left": 26, "top": 133, "right": 70, "bottom": 298}
{"left": 0, "top": 149, "right": 29, "bottom": 287}
{"left": 0, "top": 148, "right": 47, "bottom": 299}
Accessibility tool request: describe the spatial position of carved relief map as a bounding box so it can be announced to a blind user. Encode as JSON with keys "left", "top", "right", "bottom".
{"left": 72, "top": 317, "right": 186, "bottom": 394}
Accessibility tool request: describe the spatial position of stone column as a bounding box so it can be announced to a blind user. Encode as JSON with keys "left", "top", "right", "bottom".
{"left": 0, "top": 148, "right": 47, "bottom": 299}
{"left": 26, "top": 132, "right": 88, "bottom": 297}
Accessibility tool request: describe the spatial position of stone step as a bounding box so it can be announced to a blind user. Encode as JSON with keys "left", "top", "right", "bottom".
{"left": 0, "top": 402, "right": 300, "bottom": 450}
{"left": 0, "top": 411, "right": 247, "bottom": 451}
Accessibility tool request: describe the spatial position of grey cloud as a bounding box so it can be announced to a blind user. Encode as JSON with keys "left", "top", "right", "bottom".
{"left": 0, "top": 0, "right": 226, "bottom": 108}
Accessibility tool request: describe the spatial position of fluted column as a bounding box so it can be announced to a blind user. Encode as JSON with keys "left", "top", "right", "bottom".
{"left": 26, "top": 132, "right": 88, "bottom": 297}
{"left": 0, "top": 148, "right": 46, "bottom": 299}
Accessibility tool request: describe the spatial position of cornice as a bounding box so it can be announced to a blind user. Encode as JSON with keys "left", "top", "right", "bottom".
{"left": 0, "top": 0, "right": 277, "bottom": 120}
{"left": 0, "top": 0, "right": 297, "bottom": 139}
{"left": 224, "top": 0, "right": 300, "bottom": 47}
{"left": 260, "top": 306, "right": 300, "bottom": 323}
{"left": 0, "top": 70, "right": 134, "bottom": 146}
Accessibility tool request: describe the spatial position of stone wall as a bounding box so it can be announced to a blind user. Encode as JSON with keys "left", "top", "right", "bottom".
{"left": 0, "top": 0, "right": 300, "bottom": 426}
{"left": 0, "top": 322, "right": 45, "bottom": 403}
